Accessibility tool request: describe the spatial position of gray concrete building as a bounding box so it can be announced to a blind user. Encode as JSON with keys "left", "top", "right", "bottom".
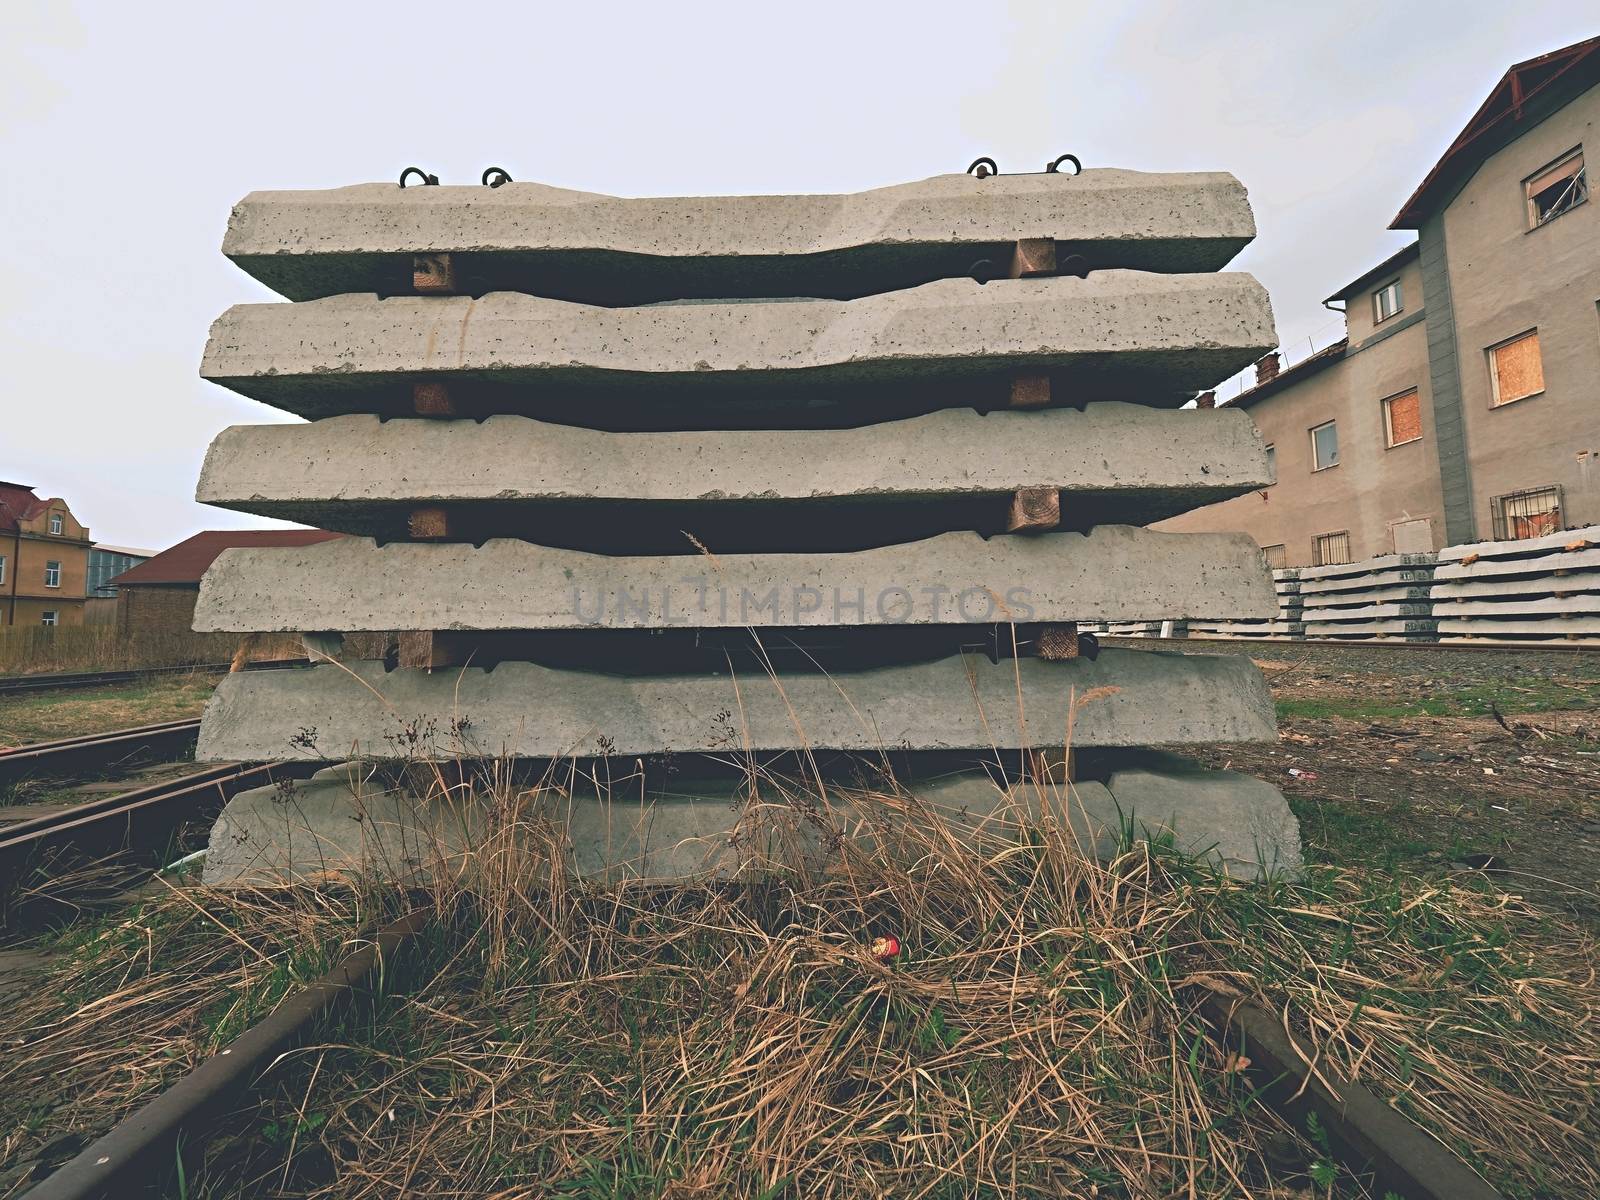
{"left": 1159, "top": 37, "right": 1599, "bottom": 566}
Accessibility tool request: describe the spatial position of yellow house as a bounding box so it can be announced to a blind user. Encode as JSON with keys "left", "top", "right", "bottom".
{"left": 0, "top": 480, "right": 93, "bottom": 626}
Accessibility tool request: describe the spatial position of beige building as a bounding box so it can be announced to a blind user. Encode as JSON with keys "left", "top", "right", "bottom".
{"left": 0, "top": 480, "right": 93, "bottom": 627}
{"left": 1161, "top": 37, "right": 1599, "bottom": 565}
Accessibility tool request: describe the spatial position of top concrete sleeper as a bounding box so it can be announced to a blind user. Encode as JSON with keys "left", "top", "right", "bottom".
{"left": 223, "top": 169, "right": 1256, "bottom": 303}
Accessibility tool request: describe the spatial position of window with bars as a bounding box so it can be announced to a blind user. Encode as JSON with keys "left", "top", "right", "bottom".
{"left": 1313, "top": 531, "right": 1351, "bottom": 567}
{"left": 1489, "top": 331, "right": 1544, "bottom": 407}
{"left": 1382, "top": 389, "right": 1422, "bottom": 447}
{"left": 1261, "top": 543, "right": 1287, "bottom": 569}
{"left": 1492, "top": 485, "right": 1562, "bottom": 540}
{"left": 1525, "top": 148, "right": 1586, "bottom": 228}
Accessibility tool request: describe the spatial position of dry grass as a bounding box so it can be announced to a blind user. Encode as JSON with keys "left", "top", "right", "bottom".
{"left": 3, "top": 769, "right": 1595, "bottom": 1200}
{"left": 0, "top": 673, "right": 218, "bottom": 747}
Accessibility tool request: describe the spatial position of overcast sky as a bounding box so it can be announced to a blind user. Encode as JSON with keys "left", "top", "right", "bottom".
{"left": 4, "top": 1, "right": 1596, "bottom": 550}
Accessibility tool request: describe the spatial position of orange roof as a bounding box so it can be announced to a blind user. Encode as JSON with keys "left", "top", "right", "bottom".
{"left": 111, "top": 529, "right": 343, "bottom": 586}
{"left": 1393, "top": 35, "right": 1600, "bottom": 228}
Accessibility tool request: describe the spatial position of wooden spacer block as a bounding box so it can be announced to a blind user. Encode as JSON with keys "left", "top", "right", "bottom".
{"left": 1008, "top": 237, "right": 1057, "bottom": 278}
{"left": 1006, "top": 487, "right": 1060, "bottom": 533}
{"left": 408, "top": 506, "right": 453, "bottom": 540}
{"left": 398, "top": 631, "right": 473, "bottom": 671}
{"left": 413, "top": 252, "right": 456, "bottom": 294}
{"left": 1030, "top": 747, "right": 1075, "bottom": 783}
{"left": 1034, "top": 622, "right": 1080, "bottom": 661}
{"left": 342, "top": 632, "right": 397, "bottom": 661}
{"left": 413, "top": 381, "right": 456, "bottom": 417}
{"left": 1008, "top": 373, "right": 1052, "bottom": 409}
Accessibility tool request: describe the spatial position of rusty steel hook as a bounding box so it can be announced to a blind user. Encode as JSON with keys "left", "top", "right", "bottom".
{"left": 967, "top": 157, "right": 999, "bottom": 179}
{"left": 482, "top": 167, "right": 513, "bottom": 188}
{"left": 1046, "top": 154, "right": 1082, "bottom": 175}
{"left": 399, "top": 167, "right": 440, "bottom": 188}
{"left": 968, "top": 258, "right": 997, "bottom": 285}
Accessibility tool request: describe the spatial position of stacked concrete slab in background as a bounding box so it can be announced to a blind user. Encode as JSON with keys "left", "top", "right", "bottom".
{"left": 1297, "top": 554, "right": 1438, "bottom": 642}
{"left": 1432, "top": 526, "right": 1600, "bottom": 644}
{"left": 189, "top": 167, "right": 1301, "bottom": 883}
{"left": 1187, "top": 568, "right": 1306, "bottom": 640}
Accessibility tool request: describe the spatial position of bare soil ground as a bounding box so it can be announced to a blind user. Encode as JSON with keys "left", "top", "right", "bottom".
{"left": 1123, "top": 638, "right": 1600, "bottom": 926}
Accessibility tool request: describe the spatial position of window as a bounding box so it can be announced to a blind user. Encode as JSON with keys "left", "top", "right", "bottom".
{"left": 1262, "top": 543, "right": 1287, "bottom": 569}
{"left": 1525, "top": 148, "right": 1586, "bottom": 228}
{"left": 1382, "top": 389, "right": 1422, "bottom": 447}
{"left": 1492, "top": 485, "right": 1562, "bottom": 540}
{"left": 1488, "top": 331, "right": 1544, "bottom": 407}
{"left": 1372, "top": 279, "right": 1403, "bottom": 323}
{"left": 48, "top": 513, "right": 63, "bottom": 535}
{"left": 1264, "top": 443, "right": 1276, "bottom": 481}
{"left": 44, "top": 560, "right": 61, "bottom": 588}
{"left": 0, "top": 555, "right": 6, "bottom": 585}
{"left": 1310, "top": 420, "right": 1339, "bottom": 470}
{"left": 1314, "top": 531, "right": 1352, "bottom": 567}
{"left": 40, "top": 611, "right": 58, "bottom": 626}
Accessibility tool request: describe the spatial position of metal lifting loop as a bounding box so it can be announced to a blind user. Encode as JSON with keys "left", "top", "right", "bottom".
{"left": 967, "top": 157, "right": 999, "bottom": 179}
{"left": 482, "top": 167, "right": 513, "bottom": 187}
{"left": 399, "top": 167, "right": 440, "bottom": 188}
{"left": 1045, "top": 154, "right": 1082, "bottom": 176}
{"left": 968, "top": 258, "right": 996, "bottom": 285}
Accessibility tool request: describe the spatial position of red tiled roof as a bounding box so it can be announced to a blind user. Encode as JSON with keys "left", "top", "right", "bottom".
{"left": 111, "top": 529, "right": 343, "bottom": 586}
{"left": 1392, "top": 36, "right": 1600, "bottom": 229}
{"left": 0, "top": 482, "right": 49, "bottom": 532}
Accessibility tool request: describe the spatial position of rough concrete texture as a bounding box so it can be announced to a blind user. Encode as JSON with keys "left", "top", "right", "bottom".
{"left": 1296, "top": 553, "right": 1437, "bottom": 581}
{"left": 1301, "top": 585, "right": 1434, "bottom": 607}
{"left": 197, "top": 404, "right": 1271, "bottom": 543}
{"left": 1300, "top": 603, "right": 1434, "bottom": 622}
{"left": 201, "top": 753, "right": 1299, "bottom": 887}
{"left": 1432, "top": 571, "right": 1600, "bottom": 600}
{"left": 193, "top": 648, "right": 1276, "bottom": 763}
{"left": 199, "top": 274, "right": 1277, "bottom": 419}
{"left": 1436, "top": 595, "right": 1600, "bottom": 617}
{"left": 1436, "top": 617, "right": 1600, "bottom": 640}
{"left": 1434, "top": 547, "right": 1600, "bottom": 581}
{"left": 1437, "top": 525, "right": 1598, "bottom": 562}
{"left": 1296, "top": 568, "right": 1436, "bottom": 595}
{"left": 223, "top": 170, "right": 1256, "bottom": 303}
{"left": 1303, "top": 621, "right": 1438, "bottom": 638}
{"left": 194, "top": 526, "right": 1276, "bottom": 633}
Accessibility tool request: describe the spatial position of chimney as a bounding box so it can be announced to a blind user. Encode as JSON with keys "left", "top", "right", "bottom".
{"left": 1195, "top": 391, "right": 1216, "bottom": 409}
{"left": 1255, "top": 351, "right": 1281, "bottom": 386}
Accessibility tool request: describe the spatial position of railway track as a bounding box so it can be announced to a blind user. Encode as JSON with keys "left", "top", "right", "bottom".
{"left": 0, "top": 658, "right": 308, "bottom": 697}
{"left": 0, "top": 719, "right": 201, "bottom": 789}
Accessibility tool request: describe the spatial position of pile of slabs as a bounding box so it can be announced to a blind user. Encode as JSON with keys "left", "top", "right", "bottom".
{"left": 190, "top": 166, "right": 1301, "bottom": 883}
{"left": 1188, "top": 567, "right": 1305, "bottom": 640}
{"left": 1300, "top": 554, "right": 1438, "bottom": 642}
{"left": 1432, "top": 526, "right": 1600, "bottom": 645}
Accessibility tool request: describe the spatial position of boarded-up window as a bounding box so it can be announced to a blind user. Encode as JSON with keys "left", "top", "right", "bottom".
{"left": 1382, "top": 389, "right": 1422, "bottom": 447}
{"left": 1391, "top": 517, "right": 1432, "bottom": 554}
{"left": 1265, "top": 443, "right": 1276, "bottom": 482}
{"left": 1261, "top": 543, "right": 1287, "bottom": 569}
{"left": 1492, "top": 485, "right": 1562, "bottom": 540}
{"left": 1313, "top": 531, "right": 1351, "bottom": 566}
{"left": 1489, "top": 332, "right": 1544, "bottom": 406}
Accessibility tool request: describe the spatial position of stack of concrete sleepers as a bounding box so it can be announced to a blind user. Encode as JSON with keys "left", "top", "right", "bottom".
{"left": 1299, "top": 553, "right": 1438, "bottom": 641}
{"left": 189, "top": 166, "right": 1301, "bottom": 883}
{"left": 1187, "top": 567, "right": 1305, "bottom": 640}
{"left": 1432, "top": 526, "right": 1600, "bottom": 644}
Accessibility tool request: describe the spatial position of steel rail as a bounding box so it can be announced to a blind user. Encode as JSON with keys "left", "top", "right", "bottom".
{"left": 1198, "top": 992, "right": 1506, "bottom": 1200}
{"left": 21, "top": 908, "right": 430, "bottom": 1200}
{"left": 0, "top": 658, "right": 308, "bottom": 697}
{"left": 0, "top": 720, "right": 202, "bottom": 789}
